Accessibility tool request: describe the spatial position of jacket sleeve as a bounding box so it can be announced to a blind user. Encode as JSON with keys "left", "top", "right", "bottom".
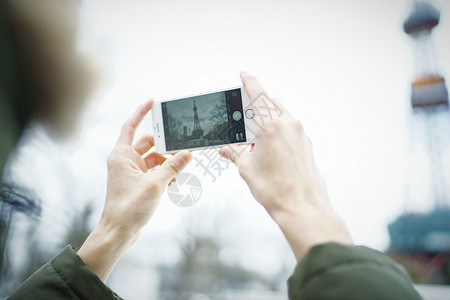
{"left": 9, "top": 245, "right": 122, "bottom": 300}
{"left": 288, "top": 243, "right": 423, "bottom": 300}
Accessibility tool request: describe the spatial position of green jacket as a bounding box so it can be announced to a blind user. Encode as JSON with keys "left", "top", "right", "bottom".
{"left": 10, "top": 243, "right": 422, "bottom": 299}
{"left": 9, "top": 246, "right": 122, "bottom": 300}
{"left": 288, "top": 243, "right": 422, "bottom": 299}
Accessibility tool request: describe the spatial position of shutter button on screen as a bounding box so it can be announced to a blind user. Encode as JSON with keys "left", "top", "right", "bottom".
{"left": 232, "top": 111, "right": 242, "bottom": 121}
{"left": 245, "top": 109, "right": 255, "bottom": 119}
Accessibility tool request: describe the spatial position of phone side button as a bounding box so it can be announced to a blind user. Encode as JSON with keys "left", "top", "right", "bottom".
{"left": 245, "top": 109, "right": 255, "bottom": 119}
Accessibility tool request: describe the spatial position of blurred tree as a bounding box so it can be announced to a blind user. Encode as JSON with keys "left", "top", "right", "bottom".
{"left": 168, "top": 115, "right": 183, "bottom": 138}
{"left": 209, "top": 102, "right": 227, "bottom": 127}
{"left": 156, "top": 207, "right": 285, "bottom": 300}
{"left": 158, "top": 235, "right": 280, "bottom": 300}
{"left": 64, "top": 203, "right": 94, "bottom": 251}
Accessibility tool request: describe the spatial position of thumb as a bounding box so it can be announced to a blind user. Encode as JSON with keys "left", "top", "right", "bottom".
{"left": 219, "top": 145, "right": 250, "bottom": 168}
{"left": 156, "top": 150, "right": 192, "bottom": 183}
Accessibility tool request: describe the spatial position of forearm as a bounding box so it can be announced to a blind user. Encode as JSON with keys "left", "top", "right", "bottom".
{"left": 77, "top": 221, "right": 137, "bottom": 282}
{"left": 270, "top": 201, "right": 353, "bottom": 261}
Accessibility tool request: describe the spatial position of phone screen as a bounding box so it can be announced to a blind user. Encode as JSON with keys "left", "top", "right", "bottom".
{"left": 161, "top": 88, "right": 247, "bottom": 151}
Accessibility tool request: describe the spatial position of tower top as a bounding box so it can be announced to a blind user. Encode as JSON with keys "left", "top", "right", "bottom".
{"left": 403, "top": 1, "right": 440, "bottom": 34}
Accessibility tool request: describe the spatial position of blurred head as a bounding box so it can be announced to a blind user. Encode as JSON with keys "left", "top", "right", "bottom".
{"left": 0, "top": 0, "right": 95, "bottom": 177}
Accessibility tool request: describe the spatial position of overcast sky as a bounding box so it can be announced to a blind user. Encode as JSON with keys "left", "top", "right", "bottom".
{"left": 165, "top": 91, "right": 227, "bottom": 136}
{"left": 7, "top": 0, "right": 450, "bottom": 297}
{"left": 76, "top": 0, "right": 450, "bottom": 248}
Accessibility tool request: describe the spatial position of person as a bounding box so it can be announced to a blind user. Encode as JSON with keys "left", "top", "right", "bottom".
{"left": 1, "top": 1, "right": 422, "bottom": 299}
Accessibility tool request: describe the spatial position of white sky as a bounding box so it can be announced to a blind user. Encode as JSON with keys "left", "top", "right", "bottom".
{"left": 78, "top": 0, "right": 450, "bottom": 247}
{"left": 6, "top": 0, "right": 450, "bottom": 296}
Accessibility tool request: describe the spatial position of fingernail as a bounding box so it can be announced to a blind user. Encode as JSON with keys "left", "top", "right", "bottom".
{"left": 219, "top": 148, "right": 228, "bottom": 158}
{"left": 240, "top": 71, "right": 249, "bottom": 76}
{"left": 178, "top": 150, "right": 192, "bottom": 163}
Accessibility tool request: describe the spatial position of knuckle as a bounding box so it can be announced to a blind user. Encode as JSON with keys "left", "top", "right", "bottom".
{"left": 140, "top": 133, "right": 153, "bottom": 141}
{"left": 291, "top": 118, "right": 305, "bottom": 133}
{"left": 266, "top": 118, "right": 282, "bottom": 133}
{"left": 167, "top": 160, "right": 180, "bottom": 176}
{"left": 238, "top": 168, "right": 247, "bottom": 180}
{"left": 249, "top": 86, "right": 263, "bottom": 98}
{"left": 107, "top": 146, "right": 129, "bottom": 168}
{"left": 121, "top": 121, "right": 136, "bottom": 134}
{"left": 121, "top": 121, "right": 130, "bottom": 132}
{"left": 228, "top": 149, "right": 237, "bottom": 163}
{"left": 146, "top": 182, "right": 161, "bottom": 195}
{"left": 238, "top": 160, "right": 248, "bottom": 175}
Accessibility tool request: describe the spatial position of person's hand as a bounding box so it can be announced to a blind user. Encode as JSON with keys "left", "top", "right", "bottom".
{"left": 78, "top": 100, "right": 192, "bottom": 281}
{"left": 101, "top": 100, "right": 192, "bottom": 235}
{"left": 220, "top": 73, "right": 352, "bottom": 260}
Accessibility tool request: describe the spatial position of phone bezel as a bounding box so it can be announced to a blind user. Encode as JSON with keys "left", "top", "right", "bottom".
{"left": 152, "top": 86, "right": 256, "bottom": 154}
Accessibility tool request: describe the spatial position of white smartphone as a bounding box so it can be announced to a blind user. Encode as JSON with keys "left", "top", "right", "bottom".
{"left": 152, "top": 86, "right": 256, "bottom": 154}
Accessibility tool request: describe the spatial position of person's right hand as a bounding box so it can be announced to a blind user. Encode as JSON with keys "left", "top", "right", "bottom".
{"left": 220, "top": 72, "right": 352, "bottom": 260}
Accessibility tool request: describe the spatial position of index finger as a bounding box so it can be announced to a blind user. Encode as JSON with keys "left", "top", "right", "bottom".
{"left": 240, "top": 72, "right": 266, "bottom": 100}
{"left": 240, "top": 72, "right": 286, "bottom": 121}
{"left": 117, "top": 99, "right": 154, "bottom": 146}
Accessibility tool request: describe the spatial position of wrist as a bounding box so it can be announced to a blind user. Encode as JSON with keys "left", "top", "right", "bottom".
{"left": 77, "top": 221, "right": 138, "bottom": 282}
{"left": 270, "top": 200, "right": 353, "bottom": 260}
{"left": 96, "top": 214, "right": 139, "bottom": 244}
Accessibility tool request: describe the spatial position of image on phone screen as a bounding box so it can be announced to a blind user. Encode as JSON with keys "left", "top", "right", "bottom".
{"left": 161, "top": 88, "right": 246, "bottom": 151}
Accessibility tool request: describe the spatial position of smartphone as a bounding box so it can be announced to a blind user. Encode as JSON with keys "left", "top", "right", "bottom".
{"left": 152, "top": 86, "right": 256, "bottom": 153}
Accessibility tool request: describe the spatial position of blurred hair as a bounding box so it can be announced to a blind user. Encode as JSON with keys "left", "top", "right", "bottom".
{"left": 2, "top": 1, "right": 97, "bottom": 289}
{"left": 0, "top": 0, "right": 96, "bottom": 176}
{"left": 3, "top": 0, "right": 95, "bottom": 136}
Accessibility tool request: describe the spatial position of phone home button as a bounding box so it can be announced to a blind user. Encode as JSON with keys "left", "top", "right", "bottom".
{"left": 245, "top": 109, "right": 255, "bottom": 119}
